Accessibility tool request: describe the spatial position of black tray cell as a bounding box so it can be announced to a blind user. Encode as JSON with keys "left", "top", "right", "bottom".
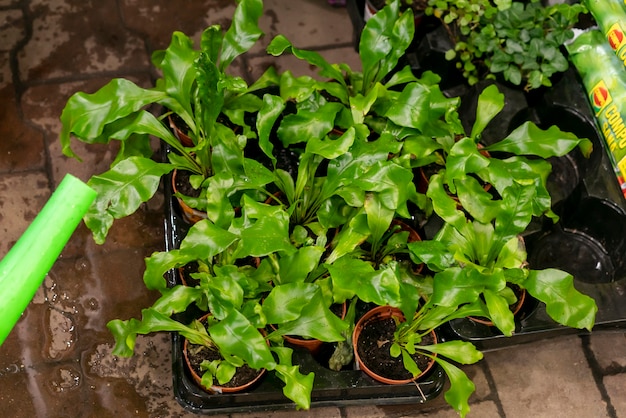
{"left": 410, "top": 24, "right": 466, "bottom": 91}
{"left": 529, "top": 197, "right": 626, "bottom": 285}
{"left": 528, "top": 228, "right": 615, "bottom": 284}
{"left": 170, "top": 308, "right": 446, "bottom": 414}
{"left": 507, "top": 105, "right": 598, "bottom": 206}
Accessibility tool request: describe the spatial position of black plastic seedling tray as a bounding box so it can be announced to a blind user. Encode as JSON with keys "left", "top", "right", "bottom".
{"left": 369, "top": 7, "right": 626, "bottom": 350}
{"left": 161, "top": 3, "right": 626, "bottom": 411}
{"left": 163, "top": 176, "right": 447, "bottom": 414}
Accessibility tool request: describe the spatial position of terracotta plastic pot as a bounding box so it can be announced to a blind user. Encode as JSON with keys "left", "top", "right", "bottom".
{"left": 171, "top": 169, "right": 208, "bottom": 224}
{"left": 282, "top": 334, "right": 325, "bottom": 354}
{"left": 353, "top": 305, "right": 437, "bottom": 384}
{"left": 390, "top": 218, "right": 424, "bottom": 274}
{"left": 469, "top": 286, "right": 527, "bottom": 327}
{"left": 275, "top": 302, "right": 348, "bottom": 355}
{"left": 168, "top": 115, "right": 194, "bottom": 147}
{"left": 183, "top": 314, "right": 266, "bottom": 394}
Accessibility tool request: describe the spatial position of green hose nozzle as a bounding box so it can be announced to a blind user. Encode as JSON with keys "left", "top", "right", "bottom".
{"left": 0, "top": 174, "right": 97, "bottom": 346}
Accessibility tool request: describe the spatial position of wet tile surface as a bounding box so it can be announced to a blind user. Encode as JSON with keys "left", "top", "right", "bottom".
{"left": 604, "top": 374, "right": 626, "bottom": 418}
{"left": 0, "top": 172, "right": 50, "bottom": 256}
{"left": 0, "top": 1, "right": 625, "bottom": 417}
{"left": 119, "top": 0, "right": 238, "bottom": 49}
{"left": 20, "top": 0, "right": 149, "bottom": 81}
{"left": 485, "top": 336, "right": 609, "bottom": 418}
{"left": 0, "top": 87, "right": 46, "bottom": 173}
{"left": 589, "top": 333, "right": 626, "bottom": 370}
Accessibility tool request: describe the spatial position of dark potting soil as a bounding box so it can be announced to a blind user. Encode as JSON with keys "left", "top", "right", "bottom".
{"left": 186, "top": 343, "right": 263, "bottom": 389}
{"left": 174, "top": 170, "right": 201, "bottom": 198}
{"left": 179, "top": 261, "right": 200, "bottom": 287}
{"left": 357, "top": 317, "right": 434, "bottom": 381}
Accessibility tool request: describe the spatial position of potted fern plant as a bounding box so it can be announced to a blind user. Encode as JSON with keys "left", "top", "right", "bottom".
{"left": 59, "top": 0, "right": 276, "bottom": 243}
{"left": 57, "top": 0, "right": 599, "bottom": 415}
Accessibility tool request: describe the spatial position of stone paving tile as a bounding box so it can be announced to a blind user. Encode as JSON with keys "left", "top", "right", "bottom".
{"left": 231, "top": 407, "right": 342, "bottom": 418}
{"left": 0, "top": 171, "right": 50, "bottom": 257}
{"left": 343, "top": 403, "right": 452, "bottom": 418}
{"left": 0, "top": 8, "right": 25, "bottom": 52}
{"left": 464, "top": 363, "right": 492, "bottom": 400}
{"left": 0, "top": 303, "right": 48, "bottom": 418}
{"left": 0, "top": 86, "right": 46, "bottom": 173}
{"left": 20, "top": 76, "right": 153, "bottom": 185}
{"left": 0, "top": 0, "right": 21, "bottom": 7}
{"left": 0, "top": 373, "right": 37, "bottom": 417}
{"left": 55, "top": 198, "right": 165, "bottom": 259}
{"left": 87, "top": 334, "right": 199, "bottom": 418}
{"left": 119, "top": 0, "right": 237, "bottom": 51}
{"left": 0, "top": 331, "right": 182, "bottom": 417}
{"left": 61, "top": 247, "right": 162, "bottom": 330}
{"left": 485, "top": 335, "right": 609, "bottom": 418}
{"left": 0, "top": 52, "right": 10, "bottom": 88}
{"left": 604, "top": 373, "right": 626, "bottom": 418}
{"left": 255, "top": 0, "right": 354, "bottom": 53}
{"left": 246, "top": 45, "right": 361, "bottom": 83}
{"left": 589, "top": 332, "right": 626, "bottom": 371}
{"left": 19, "top": 0, "right": 149, "bottom": 81}
{"left": 3, "top": 1, "right": 626, "bottom": 417}
{"left": 419, "top": 400, "right": 501, "bottom": 418}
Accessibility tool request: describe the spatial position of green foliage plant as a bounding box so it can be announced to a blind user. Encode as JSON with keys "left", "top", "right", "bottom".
{"left": 405, "top": 83, "right": 593, "bottom": 219}
{"left": 107, "top": 198, "right": 344, "bottom": 410}
{"left": 108, "top": 301, "right": 316, "bottom": 409}
{"left": 425, "top": 0, "right": 587, "bottom": 90}
{"left": 59, "top": 0, "right": 274, "bottom": 243}
{"left": 391, "top": 297, "right": 486, "bottom": 417}
{"left": 261, "top": 0, "right": 461, "bottom": 241}
{"left": 406, "top": 84, "right": 597, "bottom": 336}
{"left": 61, "top": 0, "right": 599, "bottom": 414}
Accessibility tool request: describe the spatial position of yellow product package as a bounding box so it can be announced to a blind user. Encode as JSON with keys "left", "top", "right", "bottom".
{"left": 567, "top": 28, "right": 626, "bottom": 198}
{"left": 584, "top": 0, "right": 626, "bottom": 66}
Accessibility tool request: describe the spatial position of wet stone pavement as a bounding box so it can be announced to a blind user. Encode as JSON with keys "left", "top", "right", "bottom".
{"left": 1, "top": 1, "right": 626, "bottom": 417}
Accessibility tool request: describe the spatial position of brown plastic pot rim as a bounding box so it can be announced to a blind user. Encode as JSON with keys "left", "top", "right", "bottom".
{"left": 389, "top": 219, "right": 425, "bottom": 275}
{"left": 272, "top": 302, "right": 348, "bottom": 353}
{"left": 182, "top": 313, "right": 266, "bottom": 394}
{"left": 168, "top": 115, "right": 195, "bottom": 147}
{"left": 352, "top": 305, "right": 437, "bottom": 385}
{"left": 183, "top": 337, "right": 266, "bottom": 394}
{"left": 468, "top": 287, "right": 527, "bottom": 326}
{"left": 171, "top": 170, "right": 208, "bottom": 224}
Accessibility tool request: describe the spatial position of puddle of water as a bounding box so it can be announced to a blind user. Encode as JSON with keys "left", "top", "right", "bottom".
{"left": 47, "top": 366, "right": 81, "bottom": 393}
{"left": 45, "top": 309, "right": 76, "bottom": 360}
{"left": 17, "top": 317, "right": 49, "bottom": 417}
{"left": 88, "top": 335, "right": 181, "bottom": 416}
{"left": 0, "top": 189, "right": 180, "bottom": 416}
